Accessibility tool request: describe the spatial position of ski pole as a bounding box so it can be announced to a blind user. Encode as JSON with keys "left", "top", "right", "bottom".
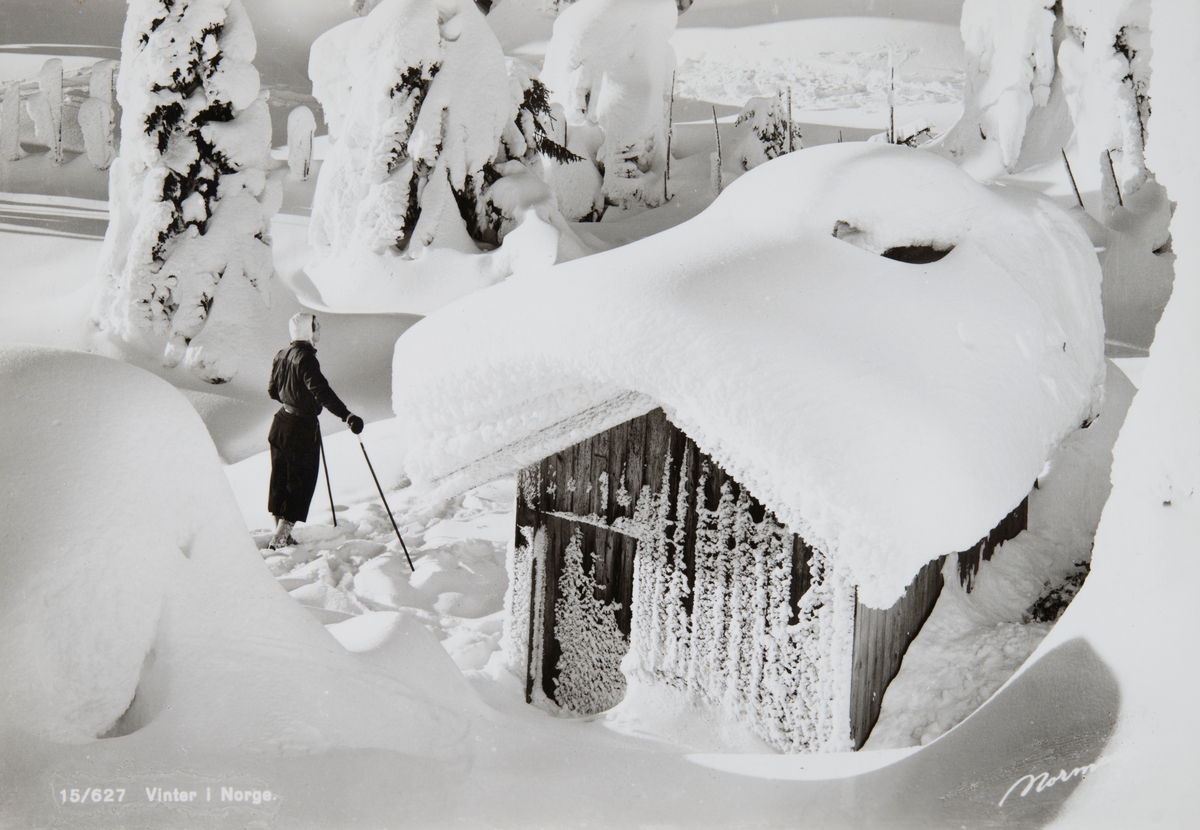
{"left": 318, "top": 426, "right": 337, "bottom": 527}
{"left": 357, "top": 436, "right": 415, "bottom": 572}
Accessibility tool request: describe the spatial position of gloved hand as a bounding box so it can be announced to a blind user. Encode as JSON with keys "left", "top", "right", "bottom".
{"left": 347, "top": 414, "right": 364, "bottom": 435}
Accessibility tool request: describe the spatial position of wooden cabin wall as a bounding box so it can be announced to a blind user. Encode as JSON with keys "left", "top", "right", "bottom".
{"left": 510, "top": 409, "right": 677, "bottom": 711}
{"left": 850, "top": 555, "right": 946, "bottom": 750}
{"left": 507, "top": 408, "right": 1032, "bottom": 752}
{"left": 956, "top": 496, "right": 1030, "bottom": 591}
{"left": 509, "top": 408, "right": 856, "bottom": 751}
{"left": 848, "top": 495, "right": 1034, "bottom": 748}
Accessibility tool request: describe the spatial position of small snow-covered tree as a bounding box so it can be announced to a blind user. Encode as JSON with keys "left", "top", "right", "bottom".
{"left": 94, "top": 0, "right": 277, "bottom": 385}
{"left": 553, "top": 531, "right": 627, "bottom": 715}
{"left": 287, "top": 105, "right": 316, "bottom": 180}
{"left": 541, "top": 0, "right": 678, "bottom": 211}
{"left": 735, "top": 90, "right": 799, "bottom": 172}
{"left": 78, "top": 60, "right": 119, "bottom": 170}
{"left": 1, "top": 82, "right": 25, "bottom": 162}
{"left": 26, "top": 59, "right": 64, "bottom": 165}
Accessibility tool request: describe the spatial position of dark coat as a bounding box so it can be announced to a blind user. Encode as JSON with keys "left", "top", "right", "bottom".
{"left": 266, "top": 341, "right": 349, "bottom": 523}
{"left": 268, "top": 341, "right": 351, "bottom": 421}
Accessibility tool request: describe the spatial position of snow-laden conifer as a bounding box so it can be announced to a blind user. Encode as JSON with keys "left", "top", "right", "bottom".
{"left": 307, "top": 0, "right": 580, "bottom": 313}
{"left": 26, "top": 59, "right": 65, "bottom": 165}
{"left": 541, "top": 0, "right": 678, "bottom": 211}
{"left": 735, "top": 91, "right": 799, "bottom": 172}
{"left": 287, "top": 105, "right": 316, "bottom": 180}
{"left": 1057, "top": 0, "right": 1153, "bottom": 203}
{"left": 94, "top": 0, "right": 278, "bottom": 385}
{"left": 78, "top": 60, "right": 119, "bottom": 170}
{"left": 934, "top": 0, "right": 1153, "bottom": 202}
{"left": 935, "top": 0, "right": 1057, "bottom": 173}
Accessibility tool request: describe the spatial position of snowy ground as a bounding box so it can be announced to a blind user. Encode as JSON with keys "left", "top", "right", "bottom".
{"left": 1, "top": 1, "right": 1197, "bottom": 827}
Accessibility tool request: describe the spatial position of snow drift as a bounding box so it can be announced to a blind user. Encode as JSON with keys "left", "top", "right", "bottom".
{"left": 392, "top": 143, "right": 1106, "bottom": 608}
{"left": 0, "top": 345, "right": 477, "bottom": 755}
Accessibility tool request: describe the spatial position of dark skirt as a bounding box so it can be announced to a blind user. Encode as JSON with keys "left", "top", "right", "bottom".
{"left": 267, "top": 409, "right": 321, "bottom": 523}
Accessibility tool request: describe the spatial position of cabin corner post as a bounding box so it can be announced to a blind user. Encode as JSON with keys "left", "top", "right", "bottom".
{"left": 849, "top": 555, "right": 947, "bottom": 749}
{"left": 508, "top": 464, "right": 547, "bottom": 705}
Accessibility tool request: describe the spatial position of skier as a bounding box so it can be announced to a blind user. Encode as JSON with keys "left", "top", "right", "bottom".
{"left": 266, "top": 311, "right": 364, "bottom": 550}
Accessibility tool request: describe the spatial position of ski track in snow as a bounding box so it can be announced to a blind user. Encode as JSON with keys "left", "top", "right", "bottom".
{"left": 255, "top": 478, "right": 516, "bottom": 673}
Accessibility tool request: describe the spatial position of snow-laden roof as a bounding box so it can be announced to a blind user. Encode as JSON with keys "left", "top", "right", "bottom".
{"left": 392, "top": 143, "right": 1105, "bottom": 607}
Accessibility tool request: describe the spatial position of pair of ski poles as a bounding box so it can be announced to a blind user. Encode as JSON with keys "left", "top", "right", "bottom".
{"left": 318, "top": 426, "right": 415, "bottom": 572}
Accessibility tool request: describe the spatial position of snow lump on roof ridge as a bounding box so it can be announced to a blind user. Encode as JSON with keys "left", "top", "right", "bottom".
{"left": 392, "top": 143, "right": 1105, "bottom": 608}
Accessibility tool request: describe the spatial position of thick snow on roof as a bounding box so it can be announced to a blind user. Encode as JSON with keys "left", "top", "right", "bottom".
{"left": 393, "top": 143, "right": 1104, "bottom": 607}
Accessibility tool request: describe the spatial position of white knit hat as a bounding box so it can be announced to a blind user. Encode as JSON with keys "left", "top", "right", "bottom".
{"left": 288, "top": 311, "right": 317, "bottom": 342}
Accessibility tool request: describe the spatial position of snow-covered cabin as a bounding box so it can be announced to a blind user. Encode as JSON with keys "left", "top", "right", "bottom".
{"left": 392, "top": 143, "right": 1106, "bottom": 753}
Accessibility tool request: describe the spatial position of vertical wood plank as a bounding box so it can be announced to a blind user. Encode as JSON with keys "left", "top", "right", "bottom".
{"left": 850, "top": 555, "right": 946, "bottom": 748}
{"left": 789, "top": 535, "right": 814, "bottom": 625}
{"left": 541, "top": 512, "right": 563, "bottom": 701}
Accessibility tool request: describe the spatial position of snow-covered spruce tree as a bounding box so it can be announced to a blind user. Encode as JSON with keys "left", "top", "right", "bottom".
{"left": 932, "top": 0, "right": 1057, "bottom": 175}
{"left": 287, "top": 105, "right": 316, "bottom": 181}
{"left": 1057, "top": 0, "right": 1152, "bottom": 204}
{"left": 309, "top": 0, "right": 577, "bottom": 308}
{"left": 94, "top": 0, "right": 277, "bottom": 385}
{"left": 934, "top": 0, "right": 1153, "bottom": 206}
{"left": 26, "top": 59, "right": 65, "bottom": 165}
{"left": 735, "top": 91, "right": 799, "bottom": 172}
{"left": 311, "top": 0, "right": 509, "bottom": 257}
{"left": 460, "top": 58, "right": 581, "bottom": 245}
{"left": 540, "top": 0, "right": 679, "bottom": 211}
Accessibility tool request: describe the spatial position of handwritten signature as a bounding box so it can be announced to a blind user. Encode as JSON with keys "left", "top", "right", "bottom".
{"left": 998, "top": 763, "right": 1097, "bottom": 807}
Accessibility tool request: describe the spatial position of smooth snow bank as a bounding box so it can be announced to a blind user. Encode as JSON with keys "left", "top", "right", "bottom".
{"left": 1049, "top": 1, "right": 1200, "bottom": 824}
{"left": 393, "top": 143, "right": 1105, "bottom": 608}
{"left": 0, "top": 345, "right": 479, "bottom": 752}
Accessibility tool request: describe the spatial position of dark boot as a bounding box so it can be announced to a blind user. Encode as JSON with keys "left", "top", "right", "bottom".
{"left": 268, "top": 518, "right": 296, "bottom": 550}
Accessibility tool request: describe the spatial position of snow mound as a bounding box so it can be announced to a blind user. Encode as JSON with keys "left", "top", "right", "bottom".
{"left": 393, "top": 143, "right": 1105, "bottom": 608}
{"left": 0, "top": 345, "right": 476, "bottom": 754}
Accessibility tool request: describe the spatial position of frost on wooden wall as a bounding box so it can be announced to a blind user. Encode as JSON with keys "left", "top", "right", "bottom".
{"left": 623, "top": 457, "right": 855, "bottom": 754}
{"left": 553, "top": 531, "right": 628, "bottom": 714}
{"left": 502, "top": 524, "right": 545, "bottom": 702}
{"left": 505, "top": 409, "right": 857, "bottom": 752}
